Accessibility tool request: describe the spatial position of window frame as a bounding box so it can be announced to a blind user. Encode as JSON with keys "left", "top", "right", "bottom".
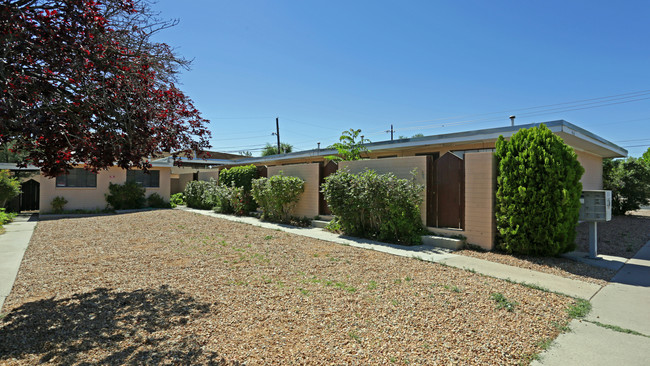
{"left": 126, "top": 169, "right": 160, "bottom": 188}
{"left": 55, "top": 168, "right": 97, "bottom": 188}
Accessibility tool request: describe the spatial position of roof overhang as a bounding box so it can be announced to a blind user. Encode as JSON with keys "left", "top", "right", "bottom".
{"left": 214, "top": 120, "right": 627, "bottom": 166}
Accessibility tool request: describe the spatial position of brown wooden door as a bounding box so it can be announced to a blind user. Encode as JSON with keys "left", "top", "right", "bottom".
{"left": 319, "top": 161, "right": 338, "bottom": 215}
{"left": 435, "top": 152, "right": 464, "bottom": 229}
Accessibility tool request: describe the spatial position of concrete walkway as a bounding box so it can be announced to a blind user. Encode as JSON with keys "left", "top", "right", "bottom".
{"left": 0, "top": 214, "right": 37, "bottom": 312}
{"left": 533, "top": 240, "right": 650, "bottom": 366}
{"left": 2, "top": 208, "right": 649, "bottom": 365}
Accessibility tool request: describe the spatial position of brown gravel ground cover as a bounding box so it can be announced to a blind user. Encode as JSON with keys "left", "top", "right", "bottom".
{"left": 458, "top": 209, "right": 650, "bottom": 286}
{"left": 0, "top": 210, "right": 580, "bottom": 365}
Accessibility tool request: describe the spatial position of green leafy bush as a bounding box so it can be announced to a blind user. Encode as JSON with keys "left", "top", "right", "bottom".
{"left": 219, "top": 165, "right": 258, "bottom": 192}
{"left": 170, "top": 193, "right": 185, "bottom": 208}
{"left": 0, "top": 208, "right": 17, "bottom": 225}
{"left": 0, "top": 170, "right": 21, "bottom": 208}
{"left": 603, "top": 157, "right": 650, "bottom": 215}
{"left": 212, "top": 185, "right": 234, "bottom": 213}
{"left": 184, "top": 179, "right": 218, "bottom": 210}
{"left": 321, "top": 169, "right": 425, "bottom": 245}
{"left": 251, "top": 173, "right": 305, "bottom": 223}
{"left": 51, "top": 196, "right": 68, "bottom": 213}
{"left": 147, "top": 193, "right": 171, "bottom": 208}
{"left": 105, "top": 182, "right": 146, "bottom": 210}
{"left": 495, "top": 124, "right": 584, "bottom": 256}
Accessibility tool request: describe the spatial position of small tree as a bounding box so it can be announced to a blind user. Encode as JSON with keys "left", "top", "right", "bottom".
{"left": 326, "top": 129, "right": 371, "bottom": 162}
{"left": 0, "top": 170, "right": 21, "bottom": 208}
{"left": 641, "top": 147, "right": 650, "bottom": 165}
{"left": 495, "top": 124, "right": 584, "bottom": 256}
{"left": 603, "top": 157, "right": 650, "bottom": 215}
{"left": 261, "top": 143, "right": 293, "bottom": 156}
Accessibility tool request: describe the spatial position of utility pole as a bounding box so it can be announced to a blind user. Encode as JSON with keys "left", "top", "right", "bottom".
{"left": 385, "top": 124, "right": 395, "bottom": 141}
{"left": 272, "top": 117, "right": 281, "bottom": 154}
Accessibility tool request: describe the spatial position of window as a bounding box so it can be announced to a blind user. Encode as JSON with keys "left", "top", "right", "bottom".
{"left": 127, "top": 170, "right": 160, "bottom": 188}
{"left": 56, "top": 169, "right": 97, "bottom": 187}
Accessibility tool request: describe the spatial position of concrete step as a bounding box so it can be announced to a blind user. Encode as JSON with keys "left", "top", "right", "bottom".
{"left": 318, "top": 215, "right": 334, "bottom": 221}
{"left": 421, "top": 235, "right": 464, "bottom": 250}
{"left": 311, "top": 219, "right": 331, "bottom": 228}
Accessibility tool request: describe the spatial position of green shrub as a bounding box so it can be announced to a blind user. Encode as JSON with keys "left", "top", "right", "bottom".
{"left": 495, "top": 124, "right": 584, "bottom": 256}
{"left": 219, "top": 165, "right": 258, "bottom": 192}
{"left": 147, "top": 193, "right": 171, "bottom": 208}
{"left": 227, "top": 184, "right": 255, "bottom": 216}
{"left": 251, "top": 173, "right": 305, "bottom": 223}
{"left": 51, "top": 196, "right": 68, "bottom": 214}
{"left": 0, "top": 208, "right": 17, "bottom": 225}
{"left": 603, "top": 157, "right": 650, "bottom": 215}
{"left": 184, "top": 179, "right": 218, "bottom": 209}
{"left": 170, "top": 193, "right": 185, "bottom": 208}
{"left": 212, "top": 185, "right": 234, "bottom": 213}
{"left": 0, "top": 170, "right": 21, "bottom": 208}
{"left": 105, "top": 181, "right": 146, "bottom": 210}
{"left": 321, "top": 169, "right": 425, "bottom": 245}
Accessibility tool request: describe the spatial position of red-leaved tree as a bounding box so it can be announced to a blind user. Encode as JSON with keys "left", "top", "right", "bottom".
{"left": 0, "top": 0, "right": 211, "bottom": 176}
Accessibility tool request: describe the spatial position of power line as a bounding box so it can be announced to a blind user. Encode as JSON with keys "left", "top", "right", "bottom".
{"left": 397, "top": 89, "right": 650, "bottom": 127}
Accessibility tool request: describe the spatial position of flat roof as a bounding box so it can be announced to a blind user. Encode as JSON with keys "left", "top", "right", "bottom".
{"left": 168, "top": 120, "right": 626, "bottom": 167}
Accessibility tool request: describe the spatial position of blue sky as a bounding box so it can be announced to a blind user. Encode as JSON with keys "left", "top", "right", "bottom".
{"left": 152, "top": 1, "right": 650, "bottom": 157}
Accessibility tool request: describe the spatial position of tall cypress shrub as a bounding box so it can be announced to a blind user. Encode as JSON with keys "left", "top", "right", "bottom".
{"left": 495, "top": 124, "right": 584, "bottom": 256}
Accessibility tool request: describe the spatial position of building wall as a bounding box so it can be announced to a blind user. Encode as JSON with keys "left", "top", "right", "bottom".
{"left": 575, "top": 150, "right": 603, "bottom": 190}
{"left": 429, "top": 152, "right": 496, "bottom": 250}
{"left": 340, "top": 156, "right": 428, "bottom": 223}
{"left": 267, "top": 163, "right": 320, "bottom": 218}
{"left": 39, "top": 167, "right": 171, "bottom": 212}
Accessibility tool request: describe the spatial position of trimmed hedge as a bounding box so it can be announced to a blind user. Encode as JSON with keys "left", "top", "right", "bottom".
{"left": 251, "top": 173, "right": 304, "bottom": 223}
{"left": 321, "top": 169, "right": 424, "bottom": 245}
{"left": 219, "top": 165, "right": 258, "bottom": 192}
{"left": 495, "top": 124, "right": 584, "bottom": 256}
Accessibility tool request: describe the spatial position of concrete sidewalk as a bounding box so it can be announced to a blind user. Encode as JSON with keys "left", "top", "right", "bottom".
{"left": 0, "top": 214, "right": 37, "bottom": 312}
{"left": 533, "top": 240, "right": 650, "bottom": 366}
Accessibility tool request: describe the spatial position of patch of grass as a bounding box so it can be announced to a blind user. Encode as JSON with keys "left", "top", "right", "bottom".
{"left": 313, "top": 253, "right": 320, "bottom": 257}
{"left": 551, "top": 320, "right": 571, "bottom": 333}
{"left": 587, "top": 321, "right": 650, "bottom": 338}
{"left": 298, "top": 288, "right": 310, "bottom": 296}
{"left": 464, "top": 267, "right": 477, "bottom": 274}
{"left": 567, "top": 299, "right": 591, "bottom": 318}
{"left": 393, "top": 278, "right": 402, "bottom": 285}
{"left": 367, "top": 280, "right": 378, "bottom": 290}
{"left": 405, "top": 276, "right": 413, "bottom": 282}
{"left": 490, "top": 292, "right": 517, "bottom": 312}
{"left": 348, "top": 331, "right": 361, "bottom": 343}
{"left": 520, "top": 282, "right": 550, "bottom": 292}
{"left": 443, "top": 284, "right": 462, "bottom": 293}
{"left": 264, "top": 235, "right": 273, "bottom": 240}
{"left": 391, "top": 299, "right": 399, "bottom": 306}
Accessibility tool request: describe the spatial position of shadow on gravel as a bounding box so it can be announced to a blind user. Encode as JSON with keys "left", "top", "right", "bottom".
{"left": 0, "top": 285, "right": 239, "bottom": 365}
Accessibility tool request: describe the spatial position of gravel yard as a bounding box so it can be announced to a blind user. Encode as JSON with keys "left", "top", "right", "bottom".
{"left": 458, "top": 209, "right": 650, "bottom": 285}
{"left": 0, "top": 210, "right": 578, "bottom": 365}
{"left": 575, "top": 209, "right": 650, "bottom": 258}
